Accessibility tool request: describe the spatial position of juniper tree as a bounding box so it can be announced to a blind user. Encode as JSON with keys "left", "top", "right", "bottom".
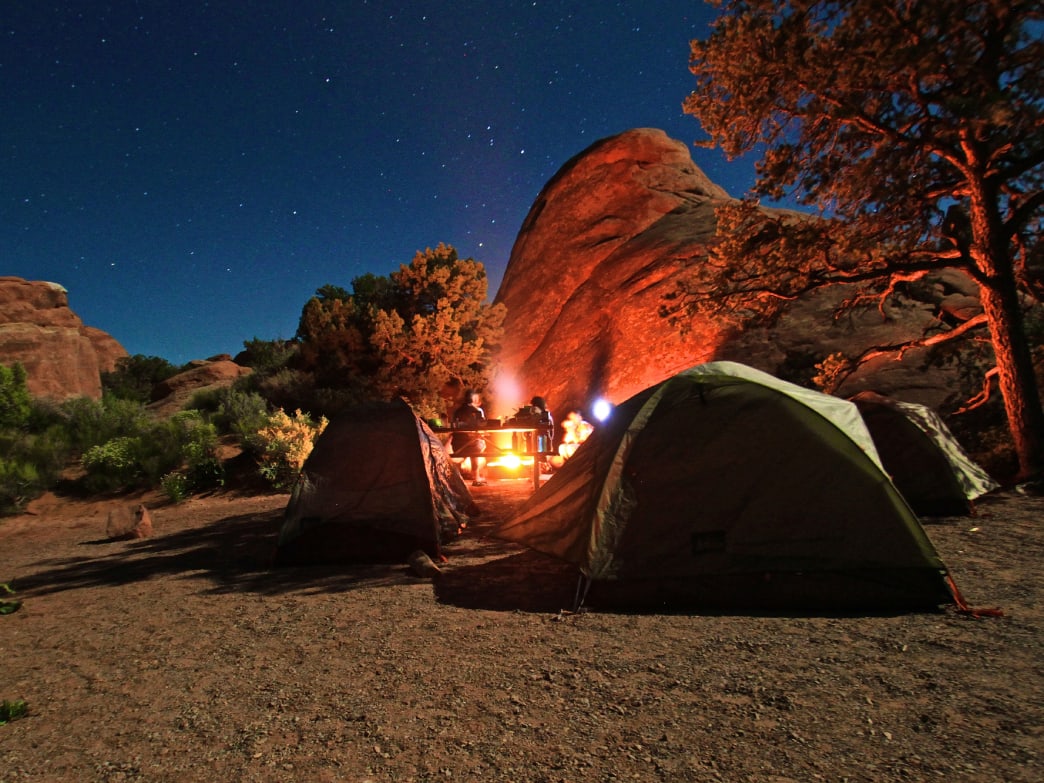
{"left": 297, "top": 244, "right": 505, "bottom": 419}
{"left": 676, "top": 0, "right": 1043, "bottom": 478}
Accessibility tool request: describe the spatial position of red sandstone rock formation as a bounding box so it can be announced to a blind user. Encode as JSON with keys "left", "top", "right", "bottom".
{"left": 0, "top": 277, "right": 127, "bottom": 400}
{"left": 494, "top": 129, "right": 734, "bottom": 418}
{"left": 146, "top": 357, "right": 253, "bottom": 417}
{"left": 494, "top": 128, "right": 986, "bottom": 423}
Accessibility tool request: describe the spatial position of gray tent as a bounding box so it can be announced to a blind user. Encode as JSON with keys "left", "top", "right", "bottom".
{"left": 276, "top": 399, "right": 477, "bottom": 565}
{"left": 850, "top": 391, "right": 998, "bottom": 516}
{"left": 494, "top": 362, "right": 956, "bottom": 611}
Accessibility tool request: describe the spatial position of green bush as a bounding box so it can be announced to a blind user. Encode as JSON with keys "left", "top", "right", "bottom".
{"left": 0, "top": 458, "right": 43, "bottom": 516}
{"left": 0, "top": 364, "right": 31, "bottom": 430}
{"left": 160, "top": 471, "right": 190, "bottom": 503}
{"left": 57, "top": 406, "right": 230, "bottom": 498}
{"left": 0, "top": 423, "right": 70, "bottom": 485}
{"left": 252, "top": 368, "right": 316, "bottom": 418}
{"left": 0, "top": 698, "right": 29, "bottom": 724}
{"left": 236, "top": 337, "right": 298, "bottom": 374}
{"left": 1, "top": 582, "right": 22, "bottom": 614}
{"left": 101, "top": 354, "right": 181, "bottom": 403}
{"left": 176, "top": 412, "right": 225, "bottom": 490}
{"left": 185, "top": 387, "right": 224, "bottom": 416}
{"left": 81, "top": 436, "right": 144, "bottom": 493}
{"left": 0, "top": 393, "right": 74, "bottom": 514}
{"left": 187, "top": 387, "right": 270, "bottom": 450}
{"left": 58, "top": 395, "right": 150, "bottom": 452}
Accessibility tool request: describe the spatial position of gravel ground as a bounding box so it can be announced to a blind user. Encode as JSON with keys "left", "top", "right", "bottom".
{"left": 0, "top": 481, "right": 1041, "bottom": 782}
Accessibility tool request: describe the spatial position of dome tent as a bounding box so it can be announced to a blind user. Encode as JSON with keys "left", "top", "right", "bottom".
{"left": 494, "top": 362, "right": 956, "bottom": 611}
{"left": 850, "top": 391, "right": 998, "bottom": 517}
{"left": 276, "top": 399, "right": 476, "bottom": 565}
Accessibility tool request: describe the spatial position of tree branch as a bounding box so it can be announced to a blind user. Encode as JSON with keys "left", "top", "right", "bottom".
{"left": 955, "top": 367, "right": 1001, "bottom": 413}
{"left": 857, "top": 312, "right": 988, "bottom": 363}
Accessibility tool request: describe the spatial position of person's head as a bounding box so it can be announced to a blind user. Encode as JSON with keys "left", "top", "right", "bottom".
{"left": 463, "top": 388, "right": 482, "bottom": 406}
{"left": 530, "top": 396, "right": 546, "bottom": 411}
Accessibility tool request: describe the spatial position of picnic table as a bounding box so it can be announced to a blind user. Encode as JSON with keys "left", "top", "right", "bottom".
{"left": 433, "top": 423, "right": 554, "bottom": 489}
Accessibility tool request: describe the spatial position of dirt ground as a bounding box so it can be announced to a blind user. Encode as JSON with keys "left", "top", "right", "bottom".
{"left": 0, "top": 478, "right": 1041, "bottom": 783}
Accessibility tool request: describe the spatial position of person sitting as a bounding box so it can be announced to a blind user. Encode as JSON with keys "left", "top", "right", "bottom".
{"left": 528, "top": 396, "right": 554, "bottom": 455}
{"left": 558, "top": 410, "right": 594, "bottom": 461}
{"left": 509, "top": 395, "right": 554, "bottom": 455}
{"left": 451, "top": 389, "right": 488, "bottom": 486}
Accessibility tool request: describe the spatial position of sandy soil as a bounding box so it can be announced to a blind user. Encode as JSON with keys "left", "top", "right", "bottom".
{"left": 0, "top": 479, "right": 1041, "bottom": 782}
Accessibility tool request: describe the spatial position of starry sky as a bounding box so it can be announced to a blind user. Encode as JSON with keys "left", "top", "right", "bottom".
{"left": 3, "top": 1, "right": 764, "bottom": 365}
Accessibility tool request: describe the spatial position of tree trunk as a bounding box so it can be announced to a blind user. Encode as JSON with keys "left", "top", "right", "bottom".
{"left": 965, "top": 158, "right": 1044, "bottom": 481}
{"left": 977, "top": 275, "right": 1044, "bottom": 481}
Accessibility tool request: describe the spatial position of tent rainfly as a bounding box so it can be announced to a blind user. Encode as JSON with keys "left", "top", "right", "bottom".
{"left": 494, "top": 362, "right": 959, "bottom": 611}
{"left": 276, "top": 399, "right": 477, "bottom": 565}
{"left": 850, "top": 391, "right": 999, "bottom": 517}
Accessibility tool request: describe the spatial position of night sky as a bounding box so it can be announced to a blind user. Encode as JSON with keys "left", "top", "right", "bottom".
{"left": 3, "top": 1, "right": 763, "bottom": 365}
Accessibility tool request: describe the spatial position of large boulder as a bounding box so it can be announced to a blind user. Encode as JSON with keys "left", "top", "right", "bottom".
{"left": 146, "top": 355, "right": 253, "bottom": 418}
{"left": 0, "top": 277, "right": 127, "bottom": 400}
{"left": 494, "top": 128, "right": 986, "bottom": 420}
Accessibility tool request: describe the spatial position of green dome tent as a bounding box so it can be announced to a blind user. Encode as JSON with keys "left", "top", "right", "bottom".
{"left": 850, "top": 391, "right": 999, "bottom": 517}
{"left": 276, "top": 399, "right": 477, "bottom": 566}
{"left": 493, "top": 362, "right": 957, "bottom": 611}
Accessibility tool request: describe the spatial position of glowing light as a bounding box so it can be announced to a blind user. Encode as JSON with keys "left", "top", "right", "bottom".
{"left": 592, "top": 398, "right": 612, "bottom": 422}
{"left": 499, "top": 453, "right": 523, "bottom": 470}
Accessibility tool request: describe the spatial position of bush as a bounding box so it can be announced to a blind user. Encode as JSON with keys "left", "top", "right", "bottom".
{"left": 0, "top": 457, "right": 43, "bottom": 516}
{"left": 160, "top": 471, "right": 191, "bottom": 503}
{"left": 0, "top": 698, "right": 29, "bottom": 724}
{"left": 255, "top": 408, "right": 328, "bottom": 490}
{"left": 0, "top": 394, "right": 74, "bottom": 514}
{"left": 81, "top": 436, "right": 145, "bottom": 493}
{"left": 176, "top": 413, "right": 225, "bottom": 490}
{"left": 235, "top": 337, "right": 298, "bottom": 374}
{"left": 102, "top": 354, "right": 181, "bottom": 403}
{"left": 189, "top": 387, "right": 271, "bottom": 450}
{"left": 251, "top": 368, "right": 317, "bottom": 417}
{"left": 144, "top": 412, "right": 225, "bottom": 491}
{"left": 0, "top": 364, "right": 31, "bottom": 430}
{"left": 58, "top": 395, "right": 150, "bottom": 453}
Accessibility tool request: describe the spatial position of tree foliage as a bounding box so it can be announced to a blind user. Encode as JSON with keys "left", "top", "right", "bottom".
{"left": 101, "top": 354, "right": 181, "bottom": 403}
{"left": 0, "top": 364, "right": 31, "bottom": 430}
{"left": 678, "top": 0, "right": 1044, "bottom": 477}
{"left": 235, "top": 337, "right": 298, "bottom": 375}
{"left": 296, "top": 243, "right": 506, "bottom": 418}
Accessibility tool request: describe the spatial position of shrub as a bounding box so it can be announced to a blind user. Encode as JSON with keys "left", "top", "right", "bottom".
{"left": 0, "top": 394, "right": 74, "bottom": 514}
{"left": 255, "top": 408, "right": 328, "bottom": 490}
{"left": 191, "top": 387, "right": 271, "bottom": 452}
{"left": 81, "top": 436, "right": 144, "bottom": 493}
{"left": 0, "top": 364, "right": 31, "bottom": 430}
{"left": 236, "top": 337, "right": 298, "bottom": 374}
{"left": 101, "top": 354, "right": 181, "bottom": 403}
{"left": 144, "top": 411, "right": 224, "bottom": 491}
{"left": 0, "top": 458, "right": 43, "bottom": 516}
{"left": 0, "top": 698, "right": 29, "bottom": 724}
{"left": 178, "top": 414, "right": 225, "bottom": 491}
{"left": 160, "top": 471, "right": 191, "bottom": 503}
{"left": 252, "top": 368, "right": 317, "bottom": 417}
{"left": 58, "top": 395, "right": 150, "bottom": 453}
{"left": 1, "top": 582, "right": 22, "bottom": 614}
{"left": 78, "top": 409, "right": 227, "bottom": 497}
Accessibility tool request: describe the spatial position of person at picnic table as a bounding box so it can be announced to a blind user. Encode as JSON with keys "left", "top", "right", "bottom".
{"left": 559, "top": 410, "right": 594, "bottom": 460}
{"left": 452, "top": 389, "right": 488, "bottom": 486}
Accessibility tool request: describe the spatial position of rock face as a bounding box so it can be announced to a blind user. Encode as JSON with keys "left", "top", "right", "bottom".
{"left": 494, "top": 128, "right": 985, "bottom": 421}
{"left": 0, "top": 277, "right": 127, "bottom": 400}
{"left": 146, "top": 356, "right": 253, "bottom": 418}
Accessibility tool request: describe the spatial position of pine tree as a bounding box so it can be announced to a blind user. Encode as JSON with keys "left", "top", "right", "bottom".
{"left": 678, "top": 0, "right": 1043, "bottom": 478}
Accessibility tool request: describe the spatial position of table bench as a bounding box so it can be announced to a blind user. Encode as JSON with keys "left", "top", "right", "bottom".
{"left": 433, "top": 424, "right": 553, "bottom": 489}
